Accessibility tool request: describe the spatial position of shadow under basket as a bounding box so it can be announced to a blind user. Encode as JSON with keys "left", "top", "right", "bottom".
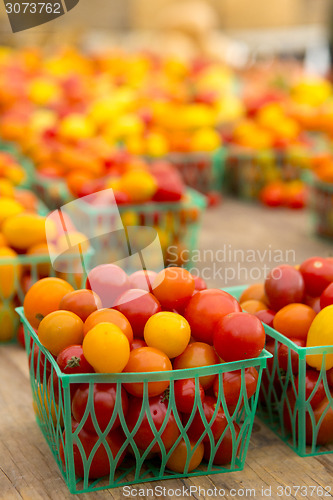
{"left": 17, "top": 306, "right": 270, "bottom": 494}
{"left": 226, "top": 285, "right": 333, "bottom": 457}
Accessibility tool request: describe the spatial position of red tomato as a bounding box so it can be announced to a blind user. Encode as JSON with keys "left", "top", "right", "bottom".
{"left": 304, "top": 295, "right": 321, "bottom": 313}
{"left": 265, "top": 265, "right": 305, "bottom": 310}
{"left": 300, "top": 257, "right": 333, "bottom": 297}
{"left": 301, "top": 370, "right": 326, "bottom": 409}
{"left": 320, "top": 283, "right": 333, "bottom": 309}
{"left": 174, "top": 378, "right": 205, "bottom": 414}
{"left": 259, "top": 182, "right": 286, "bottom": 207}
{"left": 57, "top": 345, "right": 94, "bottom": 374}
{"left": 59, "top": 419, "right": 126, "bottom": 479}
{"left": 254, "top": 309, "right": 275, "bottom": 328}
{"left": 59, "top": 290, "right": 102, "bottom": 322}
{"left": 213, "top": 312, "right": 265, "bottom": 362}
{"left": 203, "top": 422, "right": 240, "bottom": 465}
{"left": 152, "top": 267, "right": 195, "bottom": 311}
{"left": 86, "top": 264, "right": 130, "bottom": 308}
{"left": 184, "top": 289, "right": 241, "bottom": 345}
{"left": 277, "top": 339, "right": 305, "bottom": 374}
{"left": 114, "top": 289, "right": 161, "bottom": 338}
{"left": 130, "top": 338, "right": 147, "bottom": 350}
{"left": 17, "top": 324, "right": 25, "bottom": 348}
{"left": 213, "top": 367, "right": 259, "bottom": 411}
{"left": 192, "top": 275, "right": 207, "bottom": 291}
{"left": 123, "top": 347, "right": 172, "bottom": 397}
{"left": 173, "top": 342, "right": 219, "bottom": 389}
{"left": 29, "top": 345, "right": 51, "bottom": 381}
{"left": 129, "top": 270, "right": 157, "bottom": 292}
{"left": 126, "top": 394, "right": 180, "bottom": 453}
{"left": 71, "top": 383, "right": 128, "bottom": 433}
{"left": 184, "top": 396, "right": 227, "bottom": 442}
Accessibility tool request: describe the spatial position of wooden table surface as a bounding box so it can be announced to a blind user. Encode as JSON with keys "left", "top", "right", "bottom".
{"left": 1, "top": 345, "right": 333, "bottom": 500}
{"left": 1, "top": 200, "right": 333, "bottom": 500}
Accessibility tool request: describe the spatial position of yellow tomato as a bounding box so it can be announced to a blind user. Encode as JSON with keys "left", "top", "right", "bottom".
{"left": 0, "top": 304, "right": 16, "bottom": 341}
{"left": 166, "top": 439, "right": 204, "bottom": 473}
{"left": 144, "top": 311, "right": 191, "bottom": 358}
{"left": 0, "top": 247, "right": 20, "bottom": 299}
{"left": 59, "top": 114, "right": 95, "bottom": 141}
{"left": 145, "top": 132, "right": 169, "bottom": 157}
{"left": 2, "top": 213, "right": 54, "bottom": 251}
{"left": 119, "top": 170, "right": 157, "bottom": 203}
{"left": 57, "top": 231, "right": 90, "bottom": 255}
{"left": 0, "top": 179, "right": 14, "bottom": 197}
{"left": 191, "top": 127, "right": 221, "bottom": 152}
{"left": 0, "top": 198, "right": 24, "bottom": 227}
{"left": 38, "top": 310, "right": 84, "bottom": 356}
{"left": 306, "top": 305, "right": 333, "bottom": 370}
{"left": 33, "top": 385, "right": 61, "bottom": 427}
{"left": 83, "top": 322, "right": 130, "bottom": 373}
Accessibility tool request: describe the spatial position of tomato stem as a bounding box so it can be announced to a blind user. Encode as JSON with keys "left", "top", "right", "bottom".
{"left": 66, "top": 356, "right": 81, "bottom": 368}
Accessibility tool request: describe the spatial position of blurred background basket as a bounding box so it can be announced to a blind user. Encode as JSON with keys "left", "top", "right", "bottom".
{"left": 17, "top": 307, "right": 270, "bottom": 494}
{"left": 227, "top": 284, "right": 333, "bottom": 457}
{"left": 306, "top": 173, "right": 333, "bottom": 239}
{"left": 225, "top": 147, "right": 318, "bottom": 200}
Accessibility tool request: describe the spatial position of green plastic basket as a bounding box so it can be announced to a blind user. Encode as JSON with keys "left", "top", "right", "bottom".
{"left": 148, "top": 148, "right": 226, "bottom": 194}
{"left": 17, "top": 306, "right": 270, "bottom": 494}
{"left": 225, "top": 147, "right": 313, "bottom": 200}
{"left": 304, "top": 171, "right": 333, "bottom": 240}
{"left": 0, "top": 249, "right": 93, "bottom": 344}
{"left": 53, "top": 188, "right": 206, "bottom": 269}
{"left": 226, "top": 284, "right": 333, "bottom": 457}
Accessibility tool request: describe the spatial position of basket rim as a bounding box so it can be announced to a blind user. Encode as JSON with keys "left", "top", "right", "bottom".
{"left": 0, "top": 247, "right": 94, "bottom": 265}
{"left": 16, "top": 305, "right": 271, "bottom": 384}
{"left": 225, "top": 284, "right": 333, "bottom": 357}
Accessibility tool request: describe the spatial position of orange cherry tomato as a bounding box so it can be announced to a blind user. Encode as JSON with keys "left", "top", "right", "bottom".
{"left": 38, "top": 310, "right": 84, "bottom": 356}
{"left": 240, "top": 299, "right": 268, "bottom": 314}
{"left": 123, "top": 346, "right": 172, "bottom": 397}
{"left": 83, "top": 308, "right": 133, "bottom": 344}
{"left": 23, "top": 277, "right": 74, "bottom": 329}
{"left": 173, "top": 342, "right": 219, "bottom": 389}
{"left": 166, "top": 439, "right": 204, "bottom": 473}
{"left": 239, "top": 283, "right": 268, "bottom": 304}
{"left": 59, "top": 289, "right": 102, "bottom": 322}
{"left": 273, "top": 303, "right": 316, "bottom": 340}
{"left": 152, "top": 267, "right": 195, "bottom": 310}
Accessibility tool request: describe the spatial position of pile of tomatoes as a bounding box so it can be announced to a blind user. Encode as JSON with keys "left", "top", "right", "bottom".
{"left": 240, "top": 256, "right": 333, "bottom": 446}
{"left": 23, "top": 264, "right": 265, "bottom": 478}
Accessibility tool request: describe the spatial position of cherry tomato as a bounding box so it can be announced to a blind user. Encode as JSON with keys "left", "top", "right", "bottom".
{"left": 86, "top": 264, "right": 130, "bottom": 308}
{"left": 57, "top": 345, "right": 94, "bottom": 374}
{"left": 259, "top": 182, "right": 286, "bottom": 207}
{"left": 114, "top": 289, "right": 161, "bottom": 338}
{"left": 29, "top": 344, "right": 51, "bottom": 381}
{"left": 152, "top": 267, "right": 195, "bottom": 311}
{"left": 83, "top": 308, "right": 133, "bottom": 343}
{"left": 300, "top": 257, "right": 333, "bottom": 297}
{"left": 185, "top": 396, "right": 227, "bottom": 442}
{"left": 166, "top": 439, "right": 204, "bottom": 473}
{"left": 59, "top": 290, "right": 102, "bottom": 322}
{"left": 300, "top": 370, "right": 326, "bottom": 409}
{"left": 126, "top": 394, "right": 180, "bottom": 453}
{"left": 277, "top": 339, "right": 305, "bottom": 374}
{"left": 17, "top": 324, "right": 25, "bottom": 348}
{"left": 213, "top": 312, "right": 265, "bottom": 362}
{"left": 144, "top": 311, "right": 191, "bottom": 358}
{"left": 213, "top": 367, "right": 259, "bottom": 411}
{"left": 273, "top": 303, "right": 316, "bottom": 341}
{"left": 192, "top": 275, "right": 207, "bottom": 291}
{"left": 254, "top": 309, "right": 275, "bottom": 327}
{"left": 265, "top": 265, "right": 305, "bottom": 310}
{"left": 173, "top": 342, "right": 219, "bottom": 389}
{"left": 83, "top": 322, "right": 130, "bottom": 373}
{"left": 203, "top": 422, "right": 240, "bottom": 465}
{"left": 240, "top": 284, "right": 268, "bottom": 304}
{"left": 38, "top": 309, "right": 83, "bottom": 355}
{"left": 305, "top": 295, "right": 321, "bottom": 314}
{"left": 241, "top": 299, "right": 268, "bottom": 314}
{"left": 71, "top": 383, "right": 128, "bottom": 433}
{"left": 174, "top": 378, "right": 205, "bottom": 414}
{"left": 131, "top": 338, "right": 147, "bottom": 350}
{"left": 184, "top": 289, "right": 241, "bottom": 345}
{"left": 320, "top": 283, "right": 333, "bottom": 309}
{"left": 123, "top": 347, "right": 172, "bottom": 397}
{"left": 129, "top": 270, "right": 157, "bottom": 292}
{"left": 59, "top": 419, "right": 126, "bottom": 479}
